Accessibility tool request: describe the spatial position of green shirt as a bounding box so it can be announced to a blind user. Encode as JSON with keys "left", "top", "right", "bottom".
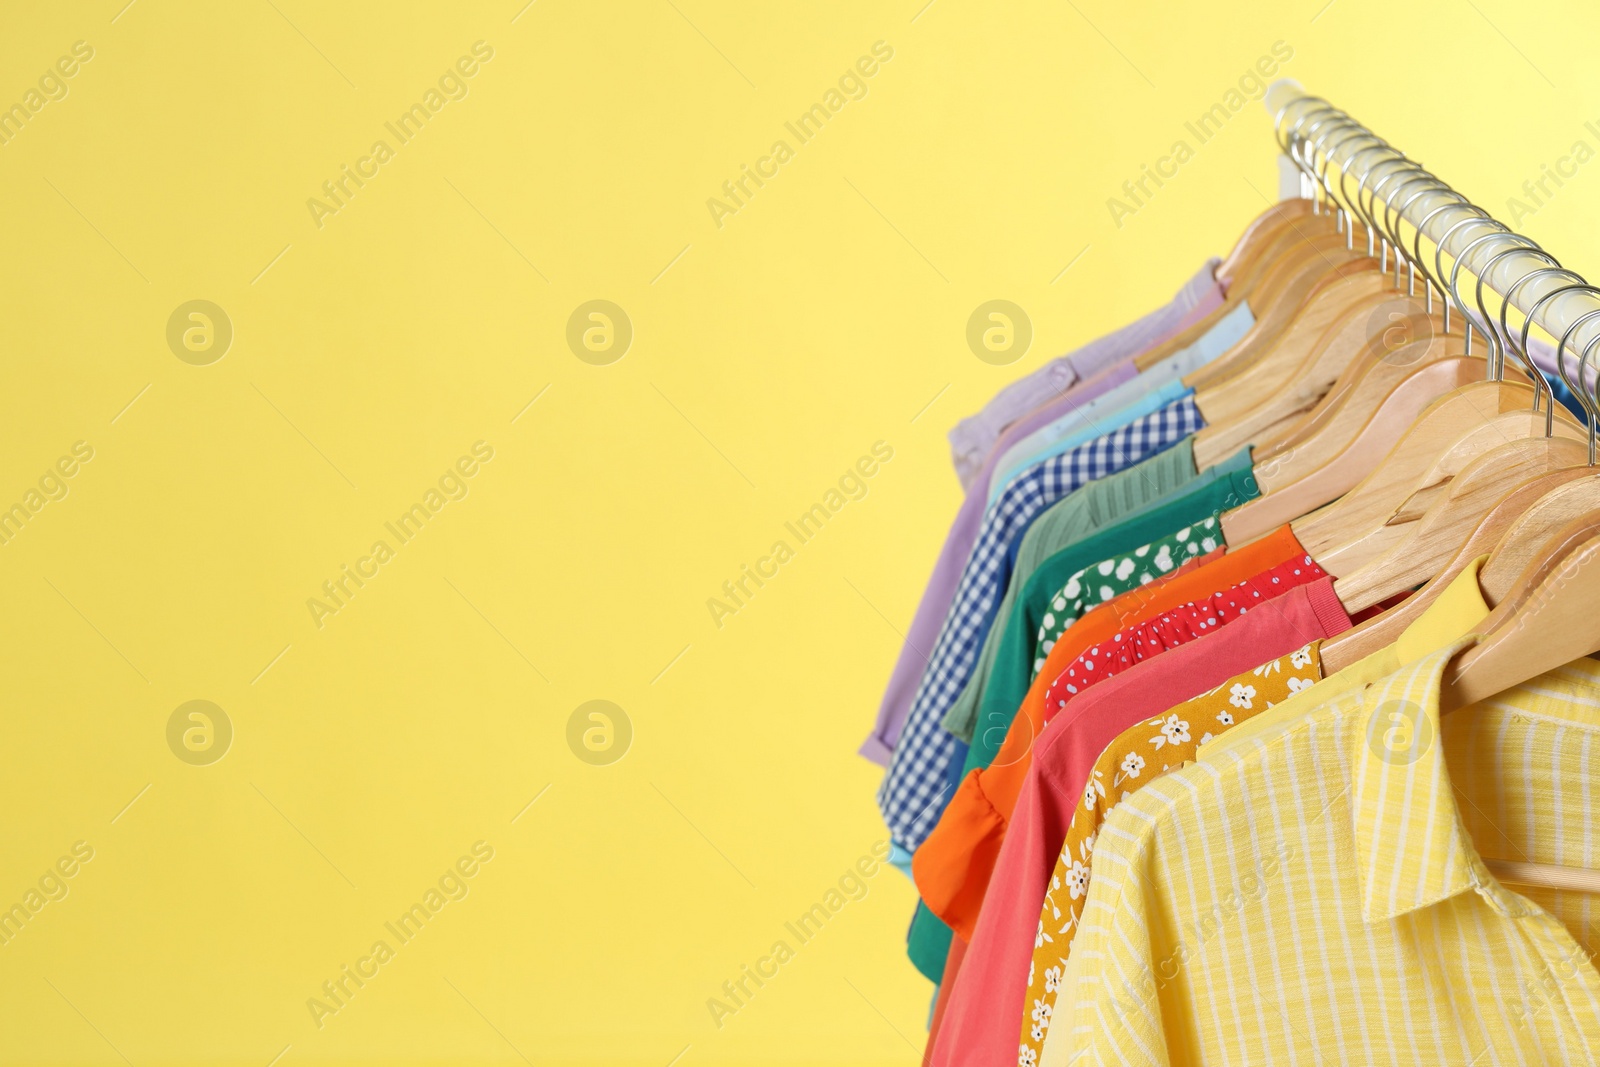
{"left": 961, "top": 447, "right": 1259, "bottom": 768}
{"left": 904, "top": 449, "right": 1259, "bottom": 984}
{"left": 939, "top": 440, "right": 1200, "bottom": 742}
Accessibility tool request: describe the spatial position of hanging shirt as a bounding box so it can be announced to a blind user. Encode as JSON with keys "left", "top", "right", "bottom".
{"left": 947, "top": 260, "right": 1223, "bottom": 488}
{"left": 877, "top": 397, "right": 1204, "bottom": 850}
{"left": 1042, "top": 644, "right": 1600, "bottom": 1066}
{"left": 866, "top": 370, "right": 1196, "bottom": 766}
{"left": 928, "top": 580, "right": 1352, "bottom": 1067}
{"left": 1016, "top": 640, "right": 1323, "bottom": 1067}
{"left": 916, "top": 560, "right": 1337, "bottom": 942}
{"left": 902, "top": 461, "right": 1255, "bottom": 985}
{"left": 940, "top": 442, "right": 1204, "bottom": 745}
{"left": 1021, "top": 553, "right": 1496, "bottom": 1064}
{"left": 915, "top": 526, "right": 1318, "bottom": 913}
{"left": 946, "top": 448, "right": 1259, "bottom": 746}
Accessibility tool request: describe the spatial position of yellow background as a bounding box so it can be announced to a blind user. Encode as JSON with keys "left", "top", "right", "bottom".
{"left": 2, "top": 1, "right": 1599, "bottom": 1064}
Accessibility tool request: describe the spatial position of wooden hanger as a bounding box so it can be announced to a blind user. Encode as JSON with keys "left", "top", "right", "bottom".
{"left": 1137, "top": 225, "right": 1366, "bottom": 375}
{"left": 1291, "top": 381, "right": 1585, "bottom": 563}
{"left": 1219, "top": 356, "right": 1494, "bottom": 545}
{"left": 1250, "top": 315, "right": 1456, "bottom": 469}
{"left": 1184, "top": 264, "right": 1385, "bottom": 458}
{"left": 1251, "top": 340, "right": 1469, "bottom": 492}
{"left": 1329, "top": 434, "right": 1589, "bottom": 598}
{"left": 1307, "top": 408, "right": 1589, "bottom": 577}
{"left": 1180, "top": 237, "right": 1375, "bottom": 387}
{"left": 1215, "top": 198, "right": 1320, "bottom": 281}
{"left": 1196, "top": 289, "right": 1459, "bottom": 470}
{"left": 1475, "top": 470, "right": 1600, "bottom": 604}
{"left": 1126, "top": 216, "right": 1336, "bottom": 374}
{"left": 1318, "top": 464, "right": 1591, "bottom": 672}
{"left": 1442, "top": 517, "right": 1600, "bottom": 710}
{"left": 1439, "top": 521, "right": 1600, "bottom": 894}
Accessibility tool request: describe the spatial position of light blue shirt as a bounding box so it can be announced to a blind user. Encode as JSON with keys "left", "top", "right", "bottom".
{"left": 985, "top": 301, "right": 1255, "bottom": 505}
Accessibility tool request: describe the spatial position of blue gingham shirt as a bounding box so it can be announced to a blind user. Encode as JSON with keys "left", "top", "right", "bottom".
{"left": 876, "top": 395, "right": 1204, "bottom": 848}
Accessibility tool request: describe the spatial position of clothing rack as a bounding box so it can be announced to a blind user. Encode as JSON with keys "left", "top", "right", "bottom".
{"left": 1266, "top": 79, "right": 1600, "bottom": 397}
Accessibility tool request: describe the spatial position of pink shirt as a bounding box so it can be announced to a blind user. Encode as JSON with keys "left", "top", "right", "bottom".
{"left": 929, "top": 576, "right": 1351, "bottom": 1067}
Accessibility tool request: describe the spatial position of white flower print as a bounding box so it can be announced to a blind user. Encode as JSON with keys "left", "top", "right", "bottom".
{"left": 1120, "top": 751, "right": 1146, "bottom": 779}
{"left": 1290, "top": 645, "right": 1313, "bottom": 669}
{"left": 1043, "top": 965, "right": 1063, "bottom": 993}
{"left": 1151, "top": 714, "right": 1191, "bottom": 748}
{"left": 1031, "top": 999, "right": 1053, "bottom": 1025}
{"left": 1083, "top": 771, "right": 1106, "bottom": 810}
{"left": 1028, "top": 960, "right": 1035, "bottom": 990}
{"left": 1199, "top": 731, "right": 1214, "bottom": 746}
{"left": 1216, "top": 708, "right": 1235, "bottom": 726}
{"left": 1229, "top": 682, "right": 1256, "bottom": 709}
{"left": 1254, "top": 658, "right": 1282, "bottom": 677}
{"left": 1025, "top": 1029, "right": 1043, "bottom": 1052}
{"left": 1287, "top": 675, "right": 1315, "bottom": 694}
{"left": 1064, "top": 859, "right": 1091, "bottom": 899}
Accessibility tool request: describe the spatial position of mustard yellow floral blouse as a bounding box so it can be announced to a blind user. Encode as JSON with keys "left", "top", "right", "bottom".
{"left": 1017, "top": 640, "right": 1324, "bottom": 1065}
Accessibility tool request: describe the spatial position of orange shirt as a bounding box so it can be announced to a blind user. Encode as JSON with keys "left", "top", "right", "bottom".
{"left": 911, "top": 524, "right": 1311, "bottom": 940}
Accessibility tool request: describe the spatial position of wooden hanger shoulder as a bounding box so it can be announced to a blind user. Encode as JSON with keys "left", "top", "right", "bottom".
{"left": 1331, "top": 434, "right": 1590, "bottom": 602}
{"left": 1215, "top": 199, "right": 1319, "bottom": 281}
{"left": 1190, "top": 270, "right": 1393, "bottom": 467}
{"left": 1133, "top": 230, "right": 1348, "bottom": 375}
{"left": 1217, "top": 355, "right": 1489, "bottom": 546}
{"left": 1307, "top": 410, "right": 1588, "bottom": 576}
{"left": 1293, "top": 381, "right": 1544, "bottom": 556}
{"left": 1441, "top": 522, "right": 1600, "bottom": 712}
{"left": 1317, "top": 465, "right": 1591, "bottom": 673}
{"left": 1251, "top": 316, "right": 1454, "bottom": 468}
{"left": 1477, "top": 471, "right": 1600, "bottom": 604}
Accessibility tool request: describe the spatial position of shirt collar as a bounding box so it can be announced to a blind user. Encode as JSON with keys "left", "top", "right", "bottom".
{"left": 1348, "top": 637, "right": 1486, "bottom": 924}
{"left": 1349, "top": 638, "right": 1600, "bottom": 923}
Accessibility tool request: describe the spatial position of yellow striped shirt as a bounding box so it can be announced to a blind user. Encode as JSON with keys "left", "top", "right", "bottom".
{"left": 1042, "top": 641, "right": 1600, "bottom": 1066}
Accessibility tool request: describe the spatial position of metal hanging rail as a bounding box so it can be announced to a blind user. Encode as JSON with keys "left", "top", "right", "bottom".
{"left": 1263, "top": 79, "right": 1600, "bottom": 390}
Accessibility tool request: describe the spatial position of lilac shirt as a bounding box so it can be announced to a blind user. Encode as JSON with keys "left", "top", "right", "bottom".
{"left": 947, "top": 260, "right": 1224, "bottom": 489}
{"left": 860, "top": 276, "right": 1227, "bottom": 766}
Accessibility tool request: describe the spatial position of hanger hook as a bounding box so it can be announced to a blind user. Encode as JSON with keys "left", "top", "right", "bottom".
{"left": 1473, "top": 242, "right": 1557, "bottom": 380}
{"left": 1384, "top": 172, "right": 1449, "bottom": 296}
{"left": 1443, "top": 224, "right": 1515, "bottom": 354}
{"left": 1354, "top": 155, "right": 1417, "bottom": 273}
{"left": 1408, "top": 195, "right": 1475, "bottom": 319}
{"left": 1553, "top": 301, "right": 1600, "bottom": 463}
{"left": 1579, "top": 330, "right": 1600, "bottom": 464}
{"left": 1335, "top": 141, "right": 1399, "bottom": 254}
{"left": 1513, "top": 277, "right": 1589, "bottom": 433}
